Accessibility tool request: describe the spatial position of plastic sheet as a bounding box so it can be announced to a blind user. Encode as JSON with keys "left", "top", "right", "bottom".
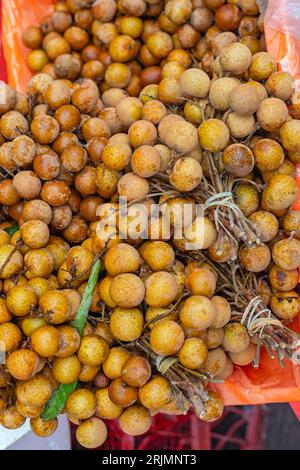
{"left": 0, "top": 0, "right": 300, "bottom": 407}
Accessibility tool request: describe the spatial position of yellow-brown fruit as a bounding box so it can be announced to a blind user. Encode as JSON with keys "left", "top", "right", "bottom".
{"left": 0, "top": 244, "right": 23, "bottom": 279}
{"left": 142, "top": 241, "right": 175, "bottom": 271}
{"left": 0, "top": 298, "right": 12, "bottom": 324}
{"left": 52, "top": 355, "right": 82, "bottom": 384}
{"left": 205, "top": 327, "right": 224, "bottom": 349}
{"left": 262, "top": 175, "right": 298, "bottom": 212}
{"left": 119, "top": 405, "right": 152, "bottom": 436}
{"left": 253, "top": 139, "right": 284, "bottom": 172}
{"left": 208, "top": 77, "right": 238, "bottom": 111}
{"left": 169, "top": 157, "right": 203, "bottom": 192}
{"left": 200, "top": 391, "right": 224, "bottom": 422}
{"left": 0, "top": 407, "right": 26, "bottom": 429}
{"left": 239, "top": 244, "right": 271, "bottom": 273}
{"left": 269, "top": 264, "right": 299, "bottom": 292}
{"left": 6, "top": 285, "right": 38, "bottom": 317}
{"left": 178, "top": 338, "right": 208, "bottom": 370}
{"left": 39, "top": 289, "right": 71, "bottom": 324}
{"left": 110, "top": 307, "right": 144, "bottom": 342}
{"left": 280, "top": 119, "right": 300, "bottom": 153}
{"left": 270, "top": 291, "right": 300, "bottom": 320}
{"left": 219, "top": 42, "right": 252, "bottom": 75}
{"left": 222, "top": 322, "right": 250, "bottom": 353}
{"left": 228, "top": 83, "right": 259, "bottom": 116}
{"left": 30, "top": 417, "right": 58, "bottom": 437}
{"left": 249, "top": 52, "right": 276, "bottom": 81}
{"left": 248, "top": 211, "right": 279, "bottom": 243}
{"left": 121, "top": 356, "right": 151, "bottom": 387}
{"left": 198, "top": 119, "right": 230, "bottom": 152}
{"left": 184, "top": 268, "right": 216, "bottom": 297}
{"left": 145, "top": 271, "right": 178, "bottom": 308}
{"left": 179, "top": 68, "right": 210, "bottom": 98}
{"left": 6, "top": 348, "right": 41, "bottom": 380}
{"left": 103, "top": 347, "right": 131, "bottom": 380}
{"left": 66, "top": 388, "right": 96, "bottom": 420}
{"left": 31, "top": 325, "right": 61, "bottom": 357}
{"left": 95, "top": 388, "right": 123, "bottom": 419}
{"left": 16, "top": 375, "right": 52, "bottom": 407}
{"left": 202, "top": 347, "right": 227, "bottom": 376}
{"left": 229, "top": 342, "right": 256, "bottom": 366}
{"left": 0, "top": 322, "right": 22, "bottom": 352}
{"left": 180, "top": 296, "right": 216, "bottom": 330}
{"left": 139, "top": 376, "right": 173, "bottom": 410}
{"left": 109, "top": 273, "right": 145, "bottom": 308}
{"left": 76, "top": 417, "right": 107, "bottom": 449}
{"left": 108, "top": 377, "right": 138, "bottom": 407}
{"left": 265, "top": 71, "right": 294, "bottom": 101}
{"left": 78, "top": 334, "right": 109, "bottom": 366}
{"left": 150, "top": 320, "right": 184, "bottom": 356}
{"left": 105, "top": 243, "right": 141, "bottom": 276}
{"left": 257, "top": 98, "right": 288, "bottom": 132}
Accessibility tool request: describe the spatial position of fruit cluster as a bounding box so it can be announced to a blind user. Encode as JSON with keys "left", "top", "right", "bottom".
{"left": 0, "top": 0, "right": 299, "bottom": 449}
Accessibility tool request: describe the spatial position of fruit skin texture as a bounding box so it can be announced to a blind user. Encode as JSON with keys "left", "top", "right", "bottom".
{"left": 76, "top": 417, "right": 107, "bottom": 449}
{"left": 6, "top": 349, "right": 41, "bottom": 380}
{"left": 78, "top": 335, "right": 109, "bottom": 366}
{"left": 178, "top": 338, "right": 208, "bottom": 370}
{"left": 0, "top": 322, "right": 22, "bottom": 352}
{"left": 270, "top": 291, "right": 300, "bottom": 320}
{"left": 110, "top": 307, "right": 144, "bottom": 342}
{"left": 121, "top": 356, "right": 151, "bottom": 387}
{"left": 108, "top": 377, "right": 138, "bottom": 407}
{"left": 95, "top": 388, "right": 123, "bottom": 420}
{"left": 145, "top": 271, "right": 178, "bottom": 307}
{"left": 198, "top": 119, "right": 229, "bottom": 152}
{"left": 139, "top": 376, "right": 173, "bottom": 410}
{"left": 222, "top": 322, "right": 250, "bottom": 353}
{"left": 30, "top": 416, "right": 58, "bottom": 437}
{"left": 150, "top": 320, "right": 185, "bottom": 356}
{"left": 119, "top": 405, "right": 152, "bottom": 436}
{"left": 66, "top": 389, "right": 96, "bottom": 420}
{"left": 180, "top": 295, "right": 216, "bottom": 330}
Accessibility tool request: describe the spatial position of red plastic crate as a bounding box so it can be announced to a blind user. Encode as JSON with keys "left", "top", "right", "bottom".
{"left": 72, "top": 406, "right": 265, "bottom": 451}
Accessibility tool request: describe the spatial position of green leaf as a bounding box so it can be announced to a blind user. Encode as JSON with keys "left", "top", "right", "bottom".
{"left": 41, "top": 381, "right": 77, "bottom": 420}
{"left": 42, "top": 259, "right": 101, "bottom": 420}
{"left": 4, "top": 225, "right": 19, "bottom": 236}
{"left": 72, "top": 259, "right": 102, "bottom": 336}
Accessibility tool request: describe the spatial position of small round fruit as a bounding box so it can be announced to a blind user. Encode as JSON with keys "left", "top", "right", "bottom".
{"left": 269, "top": 265, "right": 299, "bottom": 292}
{"left": 169, "top": 157, "right": 203, "bottom": 192}
{"left": 105, "top": 243, "right": 141, "bottom": 276}
{"left": 178, "top": 338, "right": 208, "bottom": 370}
{"left": 52, "top": 355, "right": 82, "bottom": 384}
{"left": 239, "top": 244, "right": 271, "bottom": 273}
{"left": 229, "top": 342, "right": 256, "bottom": 366}
{"left": 31, "top": 325, "right": 61, "bottom": 357}
{"left": 248, "top": 211, "right": 279, "bottom": 243}
{"left": 257, "top": 98, "right": 288, "bottom": 132}
{"left": 109, "top": 273, "right": 145, "bottom": 308}
{"left": 270, "top": 291, "right": 300, "bottom": 320}
{"left": 0, "top": 407, "right": 26, "bottom": 429}
{"left": 198, "top": 119, "right": 229, "bottom": 152}
{"left": 95, "top": 388, "right": 123, "bottom": 420}
{"left": 200, "top": 391, "right": 224, "bottom": 422}
{"left": 180, "top": 296, "right": 216, "bottom": 330}
{"left": 220, "top": 43, "right": 252, "bottom": 75}
{"left": 78, "top": 335, "right": 109, "bottom": 367}
{"left": 76, "top": 417, "right": 107, "bottom": 449}
{"left": 150, "top": 320, "right": 184, "bottom": 356}
{"left": 121, "top": 356, "right": 151, "bottom": 387}
{"left": 119, "top": 405, "right": 152, "bottom": 436}
{"left": 30, "top": 417, "right": 58, "bottom": 437}
{"left": 66, "top": 389, "right": 96, "bottom": 420}
{"left": 222, "top": 322, "right": 250, "bottom": 353}
{"left": 145, "top": 271, "right": 178, "bottom": 308}
{"left": 108, "top": 378, "right": 138, "bottom": 407}
{"left": 202, "top": 347, "right": 227, "bottom": 377}
{"left": 0, "top": 322, "right": 22, "bottom": 352}
{"left": 110, "top": 307, "right": 143, "bottom": 342}
{"left": 139, "top": 376, "right": 172, "bottom": 410}
{"left": 6, "top": 285, "right": 38, "bottom": 317}
{"left": 103, "top": 347, "right": 131, "bottom": 380}
{"left": 16, "top": 375, "right": 52, "bottom": 407}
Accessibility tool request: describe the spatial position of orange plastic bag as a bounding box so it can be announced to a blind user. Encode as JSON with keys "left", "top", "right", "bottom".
{"left": 1, "top": 0, "right": 300, "bottom": 406}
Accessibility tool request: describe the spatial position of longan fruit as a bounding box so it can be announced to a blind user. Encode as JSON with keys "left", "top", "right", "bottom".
{"left": 202, "top": 347, "right": 227, "bottom": 377}
{"left": 31, "top": 325, "right": 61, "bottom": 357}
{"left": 272, "top": 238, "right": 300, "bottom": 271}
{"left": 16, "top": 374, "right": 52, "bottom": 407}
{"left": 12, "top": 171, "right": 41, "bottom": 200}
{"left": 185, "top": 268, "right": 216, "bottom": 297}
{"left": 52, "top": 355, "right": 82, "bottom": 384}
{"left": 205, "top": 327, "right": 224, "bottom": 349}
{"left": 103, "top": 347, "right": 131, "bottom": 380}
{"left": 54, "top": 105, "right": 81, "bottom": 131}
{"left": 0, "top": 111, "right": 29, "bottom": 140}
{"left": 76, "top": 417, "right": 107, "bottom": 449}
{"left": 150, "top": 320, "right": 185, "bottom": 356}
{"left": 109, "top": 273, "right": 145, "bottom": 308}
{"left": 102, "top": 143, "right": 132, "bottom": 172}
{"left": 229, "top": 342, "right": 256, "bottom": 366}
{"left": 55, "top": 325, "right": 81, "bottom": 358}
{"left": 253, "top": 139, "right": 284, "bottom": 172}
{"left": 78, "top": 334, "right": 109, "bottom": 366}
{"left": 71, "top": 86, "right": 99, "bottom": 114}
{"left": 0, "top": 142, "right": 17, "bottom": 172}
{"left": 31, "top": 115, "right": 60, "bottom": 144}
{"left": 95, "top": 164, "right": 119, "bottom": 199}
{"left": 235, "top": 183, "right": 259, "bottom": 217}
{"left": 30, "top": 416, "right": 58, "bottom": 438}
{"left": 27, "top": 73, "right": 53, "bottom": 103}
{"left": 257, "top": 98, "right": 288, "bottom": 132}
{"left": 128, "top": 119, "right": 157, "bottom": 148}
{"left": 0, "top": 322, "right": 22, "bottom": 352}
{"left": 0, "top": 298, "right": 12, "bottom": 324}
{"left": 142, "top": 241, "right": 175, "bottom": 272}
{"left": 6, "top": 285, "right": 38, "bottom": 318}
{"left": 20, "top": 220, "right": 50, "bottom": 249}
{"left": 39, "top": 289, "right": 71, "bottom": 324}
{"left": 265, "top": 71, "right": 294, "bottom": 101}
{"left": 139, "top": 375, "right": 172, "bottom": 410}
{"left": 220, "top": 42, "right": 252, "bottom": 75}
{"left": 105, "top": 243, "right": 141, "bottom": 276}
{"left": 208, "top": 77, "right": 237, "bottom": 111}
{"left": 16, "top": 401, "right": 44, "bottom": 419}
{"left": 0, "top": 407, "right": 26, "bottom": 430}
{"left": 118, "top": 172, "right": 150, "bottom": 201}
{"left": 110, "top": 307, "right": 144, "bottom": 342}
{"left": 145, "top": 271, "right": 178, "bottom": 308}
{"left": 269, "top": 265, "right": 299, "bottom": 292}
{"left": 248, "top": 211, "right": 279, "bottom": 243}
{"left": 179, "top": 68, "right": 210, "bottom": 99}
{"left": 222, "top": 144, "right": 254, "bottom": 177}
{"left": 24, "top": 248, "right": 54, "bottom": 279}
{"left": 95, "top": 388, "right": 123, "bottom": 420}
{"left": 226, "top": 112, "right": 255, "bottom": 139}
{"left": 121, "top": 356, "right": 151, "bottom": 388}
{"left": 147, "top": 31, "right": 173, "bottom": 59}
{"left": 198, "top": 119, "right": 230, "bottom": 152}
{"left": 178, "top": 338, "right": 208, "bottom": 370}
{"left": 157, "top": 77, "right": 183, "bottom": 105}
{"left": 180, "top": 296, "right": 216, "bottom": 330}
{"left": 0, "top": 244, "right": 23, "bottom": 279}
{"left": 0, "top": 180, "right": 20, "bottom": 206}
{"left": 66, "top": 245, "right": 94, "bottom": 280}
{"left": 119, "top": 405, "right": 152, "bottom": 436}
{"left": 222, "top": 322, "right": 250, "bottom": 354}
{"left": 200, "top": 391, "right": 224, "bottom": 422}
{"left": 131, "top": 145, "right": 161, "bottom": 178}
{"left": 108, "top": 378, "right": 138, "bottom": 407}
{"left": 23, "top": 200, "right": 52, "bottom": 225}
{"left": 20, "top": 317, "right": 47, "bottom": 337}
{"left": 79, "top": 364, "right": 100, "bottom": 383}
{"left": 280, "top": 119, "right": 300, "bottom": 153}
{"left": 239, "top": 244, "right": 271, "bottom": 273}
{"left": 66, "top": 388, "right": 96, "bottom": 420}
{"left": 249, "top": 52, "right": 276, "bottom": 81}
{"left": 11, "top": 135, "right": 36, "bottom": 167}
{"left": 270, "top": 291, "right": 300, "bottom": 321}
{"left": 262, "top": 175, "right": 298, "bottom": 212}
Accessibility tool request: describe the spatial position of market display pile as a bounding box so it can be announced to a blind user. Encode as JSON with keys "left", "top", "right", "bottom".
{"left": 0, "top": 0, "right": 299, "bottom": 449}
